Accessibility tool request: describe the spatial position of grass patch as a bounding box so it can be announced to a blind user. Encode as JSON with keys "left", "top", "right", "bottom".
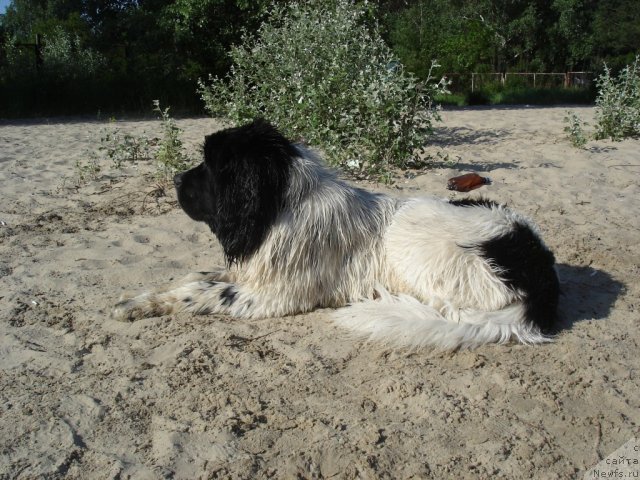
{"left": 438, "top": 86, "right": 595, "bottom": 107}
{"left": 491, "top": 86, "right": 595, "bottom": 105}
{"left": 435, "top": 92, "right": 466, "bottom": 107}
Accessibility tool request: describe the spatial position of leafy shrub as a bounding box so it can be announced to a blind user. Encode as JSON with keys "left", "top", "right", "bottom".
{"left": 98, "top": 127, "right": 153, "bottom": 170}
{"left": 199, "top": 0, "right": 448, "bottom": 175}
{"left": 153, "top": 100, "right": 191, "bottom": 181}
{"left": 70, "top": 125, "right": 153, "bottom": 188}
{"left": 594, "top": 55, "right": 640, "bottom": 141}
{"left": 563, "top": 111, "right": 589, "bottom": 148}
{"left": 72, "top": 157, "right": 101, "bottom": 187}
{"left": 75, "top": 102, "right": 190, "bottom": 188}
{"left": 435, "top": 92, "right": 465, "bottom": 107}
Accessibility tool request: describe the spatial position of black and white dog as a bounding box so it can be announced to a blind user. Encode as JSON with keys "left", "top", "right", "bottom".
{"left": 113, "top": 119, "right": 559, "bottom": 349}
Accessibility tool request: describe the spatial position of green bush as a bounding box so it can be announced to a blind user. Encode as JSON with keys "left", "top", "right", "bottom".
{"left": 198, "top": 0, "right": 448, "bottom": 175}
{"left": 75, "top": 102, "right": 190, "bottom": 188}
{"left": 98, "top": 127, "right": 153, "bottom": 170}
{"left": 435, "top": 92, "right": 465, "bottom": 107}
{"left": 594, "top": 55, "right": 640, "bottom": 141}
{"left": 153, "top": 100, "right": 191, "bottom": 181}
{"left": 563, "top": 111, "right": 589, "bottom": 148}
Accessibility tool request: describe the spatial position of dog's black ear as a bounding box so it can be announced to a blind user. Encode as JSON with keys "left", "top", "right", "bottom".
{"left": 204, "top": 119, "right": 297, "bottom": 264}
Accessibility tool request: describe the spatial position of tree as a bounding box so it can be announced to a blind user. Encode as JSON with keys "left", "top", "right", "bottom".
{"left": 550, "top": 0, "right": 597, "bottom": 70}
{"left": 0, "top": 0, "right": 269, "bottom": 114}
{"left": 591, "top": 0, "right": 640, "bottom": 70}
{"left": 383, "top": 0, "right": 639, "bottom": 83}
{"left": 160, "top": 0, "right": 269, "bottom": 81}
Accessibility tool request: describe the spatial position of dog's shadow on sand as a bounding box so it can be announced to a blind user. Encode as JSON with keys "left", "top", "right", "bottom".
{"left": 554, "top": 264, "right": 625, "bottom": 331}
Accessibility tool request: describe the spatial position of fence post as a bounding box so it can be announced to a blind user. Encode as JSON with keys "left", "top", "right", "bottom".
{"left": 35, "top": 33, "right": 43, "bottom": 72}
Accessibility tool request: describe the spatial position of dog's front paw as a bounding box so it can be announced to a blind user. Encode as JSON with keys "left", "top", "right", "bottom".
{"left": 179, "top": 269, "right": 235, "bottom": 285}
{"left": 111, "top": 294, "right": 153, "bottom": 322}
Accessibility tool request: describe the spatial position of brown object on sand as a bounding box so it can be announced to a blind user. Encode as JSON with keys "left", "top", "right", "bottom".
{"left": 447, "top": 173, "right": 490, "bottom": 192}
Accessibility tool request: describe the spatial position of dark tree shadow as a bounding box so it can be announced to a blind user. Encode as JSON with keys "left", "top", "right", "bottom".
{"left": 554, "top": 263, "right": 625, "bottom": 332}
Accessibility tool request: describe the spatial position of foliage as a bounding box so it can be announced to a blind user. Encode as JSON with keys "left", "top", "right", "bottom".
{"left": 435, "top": 92, "right": 466, "bottom": 107}
{"left": 593, "top": 56, "right": 640, "bottom": 140}
{"left": 490, "top": 86, "right": 594, "bottom": 104}
{"left": 1, "top": 0, "right": 639, "bottom": 115}
{"left": 563, "top": 111, "right": 589, "bottom": 148}
{"left": 72, "top": 157, "right": 101, "bottom": 187}
{"left": 70, "top": 123, "right": 153, "bottom": 188}
{"left": 2, "top": 27, "right": 103, "bottom": 79}
{"left": 0, "top": 0, "right": 269, "bottom": 116}
{"left": 160, "top": 0, "right": 269, "bottom": 81}
{"left": 0, "top": 26, "right": 109, "bottom": 114}
{"left": 385, "top": 0, "right": 494, "bottom": 78}
{"left": 98, "top": 126, "right": 153, "bottom": 170}
{"left": 152, "top": 100, "right": 191, "bottom": 181}
{"left": 460, "top": 85, "right": 593, "bottom": 106}
{"left": 382, "top": 0, "right": 639, "bottom": 85}
{"left": 199, "top": 0, "right": 448, "bottom": 175}
{"left": 590, "top": 0, "right": 640, "bottom": 71}
{"left": 40, "top": 28, "right": 105, "bottom": 79}
{"left": 75, "top": 102, "right": 190, "bottom": 187}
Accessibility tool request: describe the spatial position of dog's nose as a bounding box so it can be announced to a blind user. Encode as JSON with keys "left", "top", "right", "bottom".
{"left": 173, "top": 172, "right": 184, "bottom": 189}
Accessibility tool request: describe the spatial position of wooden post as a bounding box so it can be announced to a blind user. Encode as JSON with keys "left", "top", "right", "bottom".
{"left": 35, "top": 34, "right": 43, "bottom": 72}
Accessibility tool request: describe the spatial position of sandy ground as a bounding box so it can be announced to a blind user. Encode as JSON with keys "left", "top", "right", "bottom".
{"left": 1, "top": 106, "right": 639, "bottom": 479}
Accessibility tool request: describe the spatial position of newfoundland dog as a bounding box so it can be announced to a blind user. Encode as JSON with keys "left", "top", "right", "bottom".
{"left": 113, "top": 119, "right": 559, "bottom": 349}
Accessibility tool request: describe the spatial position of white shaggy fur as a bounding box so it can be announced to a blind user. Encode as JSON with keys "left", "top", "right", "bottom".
{"left": 113, "top": 145, "right": 554, "bottom": 349}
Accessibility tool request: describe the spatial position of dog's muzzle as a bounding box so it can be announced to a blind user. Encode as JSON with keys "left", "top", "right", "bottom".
{"left": 173, "top": 172, "right": 185, "bottom": 190}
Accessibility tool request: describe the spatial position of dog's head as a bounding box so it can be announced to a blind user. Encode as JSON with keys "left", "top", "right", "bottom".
{"left": 174, "top": 119, "right": 297, "bottom": 264}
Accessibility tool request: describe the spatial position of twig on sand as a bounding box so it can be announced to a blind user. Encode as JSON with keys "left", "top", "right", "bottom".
{"left": 224, "top": 330, "right": 282, "bottom": 347}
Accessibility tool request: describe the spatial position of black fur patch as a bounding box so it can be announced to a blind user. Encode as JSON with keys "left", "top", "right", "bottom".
{"left": 220, "top": 286, "right": 237, "bottom": 306}
{"left": 479, "top": 222, "right": 559, "bottom": 333}
{"left": 183, "top": 118, "right": 297, "bottom": 265}
{"left": 449, "top": 198, "right": 500, "bottom": 208}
